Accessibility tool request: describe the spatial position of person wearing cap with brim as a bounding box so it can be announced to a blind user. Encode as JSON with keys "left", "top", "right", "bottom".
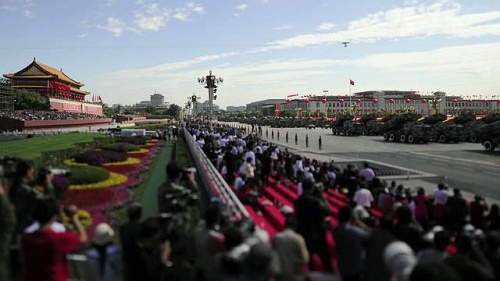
{"left": 86, "top": 223, "right": 122, "bottom": 281}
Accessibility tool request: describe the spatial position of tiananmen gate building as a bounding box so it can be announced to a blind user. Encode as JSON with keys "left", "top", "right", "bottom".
{"left": 3, "top": 58, "right": 103, "bottom": 116}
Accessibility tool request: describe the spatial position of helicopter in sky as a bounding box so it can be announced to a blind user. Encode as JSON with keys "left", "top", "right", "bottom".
{"left": 342, "top": 41, "right": 350, "bottom": 47}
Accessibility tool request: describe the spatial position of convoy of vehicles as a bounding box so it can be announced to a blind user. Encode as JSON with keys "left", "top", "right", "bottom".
{"left": 219, "top": 113, "right": 500, "bottom": 151}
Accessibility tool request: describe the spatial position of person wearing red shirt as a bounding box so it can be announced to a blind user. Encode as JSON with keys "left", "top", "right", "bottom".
{"left": 21, "top": 199, "right": 88, "bottom": 281}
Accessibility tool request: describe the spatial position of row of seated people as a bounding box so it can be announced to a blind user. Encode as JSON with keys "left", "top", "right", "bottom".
{"left": 191, "top": 122, "right": 499, "bottom": 281}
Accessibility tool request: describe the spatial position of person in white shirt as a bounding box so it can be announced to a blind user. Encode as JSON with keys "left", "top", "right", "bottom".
{"left": 359, "top": 162, "right": 376, "bottom": 189}
{"left": 353, "top": 186, "right": 374, "bottom": 208}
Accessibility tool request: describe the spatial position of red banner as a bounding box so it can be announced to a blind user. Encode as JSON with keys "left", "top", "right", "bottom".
{"left": 48, "top": 81, "right": 71, "bottom": 92}
{"left": 275, "top": 103, "right": 281, "bottom": 118}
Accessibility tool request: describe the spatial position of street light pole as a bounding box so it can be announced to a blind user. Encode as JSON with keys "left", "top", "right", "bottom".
{"left": 198, "top": 70, "right": 223, "bottom": 131}
{"left": 323, "top": 89, "right": 329, "bottom": 117}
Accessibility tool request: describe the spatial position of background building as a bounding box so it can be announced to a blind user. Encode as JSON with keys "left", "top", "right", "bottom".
{"left": 3, "top": 58, "right": 102, "bottom": 115}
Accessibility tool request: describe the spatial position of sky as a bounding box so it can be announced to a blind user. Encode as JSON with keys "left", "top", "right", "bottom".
{"left": 1, "top": 0, "right": 500, "bottom": 108}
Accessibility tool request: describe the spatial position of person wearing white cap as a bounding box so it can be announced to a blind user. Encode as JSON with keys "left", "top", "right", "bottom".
{"left": 86, "top": 223, "right": 122, "bottom": 281}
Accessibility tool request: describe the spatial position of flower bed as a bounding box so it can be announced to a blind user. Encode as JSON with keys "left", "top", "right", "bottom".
{"left": 61, "top": 139, "right": 162, "bottom": 237}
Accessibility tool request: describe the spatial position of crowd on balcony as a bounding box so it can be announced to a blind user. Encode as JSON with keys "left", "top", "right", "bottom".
{"left": 0, "top": 110, "right": 104, "bottom": 121}
{"left": 0, "top": 121, "right": 499, "bottom": 281}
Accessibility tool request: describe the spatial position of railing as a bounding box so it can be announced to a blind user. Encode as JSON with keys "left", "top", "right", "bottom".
{"left": 183, "top": 127, "right": 249, "bottom": 221}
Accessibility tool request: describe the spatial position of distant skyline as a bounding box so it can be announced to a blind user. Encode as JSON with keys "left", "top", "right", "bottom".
{"left": 2, "top": 0, "right": 500, "bottom": 108}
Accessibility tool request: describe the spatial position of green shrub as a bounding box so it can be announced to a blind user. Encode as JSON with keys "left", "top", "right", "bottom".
{"left": 74, "top": 150, "right": 127, "bottom": 166}
{"left": 101, "top": 142, "right": 140, "bottom": 152}
{"left": 68, "top": 165, "right": 109, "bottom": 184}
{"left": 118, "top": 136, "right": 147, "bottom": 145}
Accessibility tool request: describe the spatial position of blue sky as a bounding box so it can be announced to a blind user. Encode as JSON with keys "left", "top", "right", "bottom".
{"left": 2, "top": 0, "right": 500, "bottom": 108}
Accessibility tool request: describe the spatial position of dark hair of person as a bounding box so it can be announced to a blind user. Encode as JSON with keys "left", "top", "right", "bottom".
{"left": 32, "top": 198, "right": 60, "bottom": 225}
{"left": 166, "top": 160, "right": 183, "bottom": 180}
{"left": 284, "top": 215, "right": 298, "bottom": 231}
{"left": 224, "top": 226, "right": 245, "bottom": 250}
{"left": 364, "top": 162, "right": 369, "bottom": 168}
{"left": 434, "top": 230, "right": 451, "bottom": 251}
{"left": 417, "top": 188, "right": 425, "bottom": 196}
{"left": 455, "top": 233, "right": 472, "bottom": 254}
{"left": 396, "top": 206, "right": 413, "bottom": 224}
{"left": 338, "top": 206, "right": 352, "bottom": 223}
{"left": 9, "top": 159, "right": 33, "bottom": 201}
{"left": 410, "top": 261, "right": 462, "bottom": 281}
{"left": 35, "top": 167, "right": 51, "bottom": 185}
{"left": 127, "top": 203, "right": 142, "bottom": 221}
{"left": 205, "top": 203, "right": 222, "bottom": 229}
{"left": 379, "top": 215, "right": 394, "bottom": 230}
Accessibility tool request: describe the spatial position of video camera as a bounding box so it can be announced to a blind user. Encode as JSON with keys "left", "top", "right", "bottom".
{"left": 163, "top": 188, "right": 199, "bottom": 214}
{"left": 49, "top": 168, "right": 72, "bottom": 177}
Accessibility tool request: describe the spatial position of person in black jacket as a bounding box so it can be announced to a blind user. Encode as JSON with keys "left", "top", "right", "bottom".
{"left": 294, "top": 179, "right": 332, "bottom": 272}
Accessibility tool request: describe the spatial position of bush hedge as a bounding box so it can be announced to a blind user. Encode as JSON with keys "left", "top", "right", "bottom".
{"left": 118, "top": 136, "right": 148, "bottom": 145}
{"left": 68, "top": 165, "right": 109, "bottom": 184}
{"left": 101, "top": 142, "right": 141, "bottom": 152}
{"left": 74, "top": 150, "right": 127, "bottom": 166}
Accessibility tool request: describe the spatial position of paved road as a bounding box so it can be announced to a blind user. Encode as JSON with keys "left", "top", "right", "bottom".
{"left": 230, "top": 124, "right": 500, "bottom": 201}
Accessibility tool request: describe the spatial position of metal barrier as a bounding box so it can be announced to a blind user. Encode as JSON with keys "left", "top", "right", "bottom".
{"left": 183, "top": 127, "right": 249, "bottom": 220}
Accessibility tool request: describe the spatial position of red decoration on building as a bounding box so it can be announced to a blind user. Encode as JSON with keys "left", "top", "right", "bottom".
{"left": 373, "top": 99, "right": 378, "bottom": 104}
{"left": 321, "top": 98, "right": 327, "bottom": 104}
{"left": 339, "top": 99, "right": 345, "bottom": 105}
{"left": 356, "top": 99, "right": 362, "bottom": 105}
{"left": 483, "top": 99, "right": 488, "bottom": 104}
{"left": 389, "top": 99, "right": 395, "bottom": 104}
{"left": 405, "top": 99, "right": 411, "bottom": 104}
{"left": 286, "top": 99, "right": 291, "bottom": 104}
{"left": 304, "top": 99, "right": 309, "bottom": 104}
{"left": 452, "top": 99, "right": 458, "bottom": 104}
{"left": 421, "top": 99, "right": 427, "bottom": 104}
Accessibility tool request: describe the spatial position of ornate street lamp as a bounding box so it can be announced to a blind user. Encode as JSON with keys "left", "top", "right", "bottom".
{"left": 198, "top": 70, "right": 223, "bottom": 131}
{"left": 190, "top": 93, "right": 200, "bottom": 117}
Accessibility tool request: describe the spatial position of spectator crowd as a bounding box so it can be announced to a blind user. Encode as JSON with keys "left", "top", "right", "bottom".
{"left": 0, "top": 110, "right": 104, "bottom": 122}
{"left": 0, "top": 121, "right": 499, "bottom": 281}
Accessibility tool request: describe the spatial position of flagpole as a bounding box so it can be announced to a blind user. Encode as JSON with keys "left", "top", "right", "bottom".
{"left": 349, "top": 82, "right": 352, "bottom": 115}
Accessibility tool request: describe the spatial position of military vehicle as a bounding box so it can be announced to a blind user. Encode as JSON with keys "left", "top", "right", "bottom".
{"left": 476, "top": 120, "right": 500, "bottom": 151}
{"left": 331, "top": 115, "right": 364, "bottom": 136}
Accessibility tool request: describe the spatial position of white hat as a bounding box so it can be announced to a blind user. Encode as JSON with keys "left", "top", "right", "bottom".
{"left": 93, "top": 223, "right": 114, "bottom": 245}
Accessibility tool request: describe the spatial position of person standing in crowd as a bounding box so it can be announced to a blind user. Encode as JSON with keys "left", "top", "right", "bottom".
{"left": 469, "top": 195, "right": 488, "bottom": 230}
{"left": 157, "top": 160, "right": 199, "bottom": 213}
{"left": 433, "top": 183, "right": 449, "bottom": 225}
{"left": 393, "top": 206, "right": 424, "bottom": 252}
{"left": 33, "top": 167, "right": 56, "bottom": 199}
{"left": 412, "top": 188, "right": 430, "bottom": 231}
{"left": 446, "top": 188, "right": 468, "bottom": 231}
{"left": 444, "top": 233, "right": 495, "bottom": 281}
{"left": 21, "top": 199, "right": 88, "bottom": 281}
{"left": 119, "top": 203, "right": 143, "bottom": 281}
{"left": 286, "top": 131, "right": 289, "bottom": 143}
{"left": 294, "top": 179, "right": 332, "bottom": 272}
{"left": 9, "top": 160, "right": 39, "bottom": 234}
{"left": 333, "top": 206, "right": 370, "bottom": 281}
{"left": 86, "top": 223, "right": 122, "bottom": 281}
{"left": 0, "top": 164, "right": 16, "bottom": 281}
{"left": 194, "top": 203, "right": 226, "bottom": 281}
{"left": 485, "top": 204, "right": 500, "bottom": 231}
{"left": 358, "top": 162, "right": 375, "bottom": 190}
{"left": 294, "top": 133, "right": 298, "bottom": 145}
{"left": 273, "top": 215, "right": 310, "bottom": 281}
{"left": 318, "top": 136, "right": 322, "bottom": 150}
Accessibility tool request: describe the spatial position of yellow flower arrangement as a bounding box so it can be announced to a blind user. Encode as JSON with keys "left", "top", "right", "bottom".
{"left": 60, "top": 209, "right": 93, "bottom": 229}
{"left": 64, "top": 157, "right": 141, "bottom": 166}
{"left": 64, "top": 159, "right": 89, "bottom": 166}
{"left": 127, "top": 148, "right": 149, "bottom": 154}
{"left": 103, "top": 157, "right": 141, "bottom": 166}
{"left": 69, "top": 172, "right": 128, "bottom": 190}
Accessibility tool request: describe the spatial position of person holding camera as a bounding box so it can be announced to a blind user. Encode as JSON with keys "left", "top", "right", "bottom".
{"left": 157, "top": 160, "right": 199, "bottom": 214}
{"left": 21, "top": 198, "right": 88, "bottom": 281}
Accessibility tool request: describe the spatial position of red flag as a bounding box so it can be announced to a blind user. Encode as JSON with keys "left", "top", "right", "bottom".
{"left": 350, "top": 79, "right": 355, "bottom": 86}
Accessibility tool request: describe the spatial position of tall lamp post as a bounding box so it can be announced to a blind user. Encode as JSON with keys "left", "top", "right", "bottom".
{"left": 322, "top": 89, "right": 329, "bottom": 117}
{"left": 198, "top": 70, "right": 223, "bottom": 131}
{"left": 190, "top": 93, "right": 200, "bottom": 117}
